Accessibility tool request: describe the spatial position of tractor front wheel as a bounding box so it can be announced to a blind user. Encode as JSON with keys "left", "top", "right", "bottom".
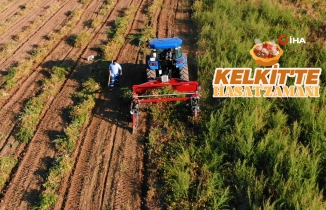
{"left": 179, "top": 64, "right": 189, "bottom": 81}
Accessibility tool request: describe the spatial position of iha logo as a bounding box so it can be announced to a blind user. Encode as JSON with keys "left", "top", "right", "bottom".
{"left": 278, "top": 34, "right": 306, "bottom": 46}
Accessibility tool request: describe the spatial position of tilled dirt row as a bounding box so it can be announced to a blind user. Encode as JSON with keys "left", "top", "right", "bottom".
{"left": 0, "top": 0, "right": 196, "bottom": 209}
{"left": 156, "top": 0, "right": 177, "bottom": 38}
{"left": 0, "top": 0, "right": 80, "bottom": 71}
{"left": 61, "top": 0, "right": 150, "bottom": 208}
{"left": 0, "top": 0, "right": 115, "bottom": 146}
{"left": 0, "top": 0, "right": 116, "bottom": 209}
{"left": 0, "top": 0, "right": 40, "bottom": 26}
{"left": 0, "top": 0, "right": 56, "bottom": 39}
{"left": 0, "top": 0, "right": 107, "bottom": 157}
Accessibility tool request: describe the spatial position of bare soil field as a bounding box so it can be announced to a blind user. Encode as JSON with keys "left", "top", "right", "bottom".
{"left": 0, "top": 0, "right": 196, "bottom": 209}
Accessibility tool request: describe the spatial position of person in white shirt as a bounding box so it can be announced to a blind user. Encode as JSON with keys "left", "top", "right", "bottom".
{"left": 109, "top": 60, "right": 122, "bottom": 91}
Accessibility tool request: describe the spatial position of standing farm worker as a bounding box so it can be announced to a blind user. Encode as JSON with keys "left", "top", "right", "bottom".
{"left": 109, "top": 60, "right": 122, "bottom": 91}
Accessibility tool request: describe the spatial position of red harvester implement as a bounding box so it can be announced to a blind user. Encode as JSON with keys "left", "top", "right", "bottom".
{"left": 130, "top": 76, "right": 200, "bottom": 133}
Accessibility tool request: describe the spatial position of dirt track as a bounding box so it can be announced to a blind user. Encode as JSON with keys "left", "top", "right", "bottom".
{"left": 0, "top": 0, "right": 196, "bottom": 209}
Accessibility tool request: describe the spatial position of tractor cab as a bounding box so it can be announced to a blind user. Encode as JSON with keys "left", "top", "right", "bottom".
{"left": 146, "top": 37, "right": 188, "bottom": 81}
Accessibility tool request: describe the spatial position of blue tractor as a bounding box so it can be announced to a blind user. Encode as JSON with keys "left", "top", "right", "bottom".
{"left": 146, "top": 37, "right": 189, "bottom": 81}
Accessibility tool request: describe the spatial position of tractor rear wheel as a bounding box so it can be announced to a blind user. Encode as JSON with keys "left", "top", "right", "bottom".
{"left": 146, "top": 69, "right": 156, "bottom": 81}
{"left": 179, "top": 64, "right": 189, "bottom": 81}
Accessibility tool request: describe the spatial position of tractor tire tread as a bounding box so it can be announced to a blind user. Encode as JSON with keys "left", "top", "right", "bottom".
{"left": 179, "top": 64, "right": 189, "bottom": 81}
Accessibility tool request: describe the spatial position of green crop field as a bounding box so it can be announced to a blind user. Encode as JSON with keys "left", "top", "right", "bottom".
{"left": 146, "top": 0, "right": 326, "bottom": 209}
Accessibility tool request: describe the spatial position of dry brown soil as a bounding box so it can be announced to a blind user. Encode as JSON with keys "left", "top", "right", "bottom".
{"left": 0, "top": 0, "right": 197, "bottom": 209}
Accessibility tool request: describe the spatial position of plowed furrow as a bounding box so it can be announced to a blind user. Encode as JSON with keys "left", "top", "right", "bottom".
{"left": 97, "top": 0, "right": 154, "bottom": 208}
{"left": 0, "top": 0, "right": 45, "bottom": 43}
{"left": 0, "top": 0, "right": 81, "bottom": 71}
{"left": 29, "top": 1, "right": 125, "bottom": 209}
{"left": 156, "top": 0, "right": 173, "bottom": 38}
{"left": 97, "top": 121, "right": 119, "bottom": 209}
{"left": 0, "top": 0, "right": 69, "bottom": 65}
{"left": 89, "top": 3, "right": 149, "bottom": 209}
{"left": 81, "top": 120, "right": 113, "bottom": 210}
{"left": 0, "top": 0, "right": 112, "bottom": 208}
{"left": 154, "top": 2, "right": 163, "bottom": 37}
{"left": 0, "top": 136, "right": 50, "bottom": 209}
{"left": 0, "top": 0, "right": 18, "bottom": 16}
{"left": 0, "top": 0, "right": 56, "bottom": 39}
{"left": 108, "top": 118, "right": 127, "bottom": 209}
{"left": 65, "top": 113, "right": 119, "bottom": 210}
{"left": 0, "top": 125, "right": 26, "bottom": 163}
{"left": 0, "top": 49, "right": 78, "bottom": 208}
{"left": 173, "top": 0, "right": 197, "bottom": 81}
{"left": 61, "top": 0, "right": 151, "bottom": 209}
{"left": 0, "top": 0, "right": 35, "bottom": 25}
{"left": 170, "top": 0, "right": 178, "bottom": 37}
{"left": 26, "top": 0, "right": 118, "bottom": 207}
{"left": 0, "top": 0, "right": 100, "bottom": 139}
{"left": 0, "top": 46, "right": 76, "bottom": 152}
{"left": 36, "top": 0, "right": 130, "bottom": 209}
{"left": 166, "top": 0, "right": 178, "bottom": 37}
